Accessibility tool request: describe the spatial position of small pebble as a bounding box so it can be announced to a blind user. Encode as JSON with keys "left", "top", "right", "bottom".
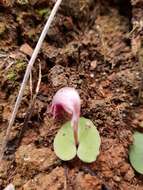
{"left": 90, "top": 60, "right": 97, "bottom": 70}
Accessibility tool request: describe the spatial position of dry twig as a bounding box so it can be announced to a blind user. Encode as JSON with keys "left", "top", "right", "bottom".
{"left": 0, "top": 0, "right": 63, "bottom": 162}
{"left": 15, "top": 62, "right": 42, "bottom": 148}
{"left": 29, "top": 71, "right": 33, "bottom": 98}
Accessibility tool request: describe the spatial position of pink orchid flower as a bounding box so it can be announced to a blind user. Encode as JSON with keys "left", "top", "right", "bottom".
{"left": 50, "top": 87, "right": 81, "bottom": 145}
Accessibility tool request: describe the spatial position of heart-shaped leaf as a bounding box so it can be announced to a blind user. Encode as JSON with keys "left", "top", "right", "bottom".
{"left": 53, "top": 121, "right": 76, "bottom": 161}
{"left": 129, "top": 131, "right": 143, "bottom": 174}
{"left": 54, "top": 117, "right": 101, "bottom": 163}
{"left": 77, "top": 118, "right": 101, "bottom": 163}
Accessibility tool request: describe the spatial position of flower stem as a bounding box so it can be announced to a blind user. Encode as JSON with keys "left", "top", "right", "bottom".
{"left": 73, "top": 123, "right": 78, "bottom": 146}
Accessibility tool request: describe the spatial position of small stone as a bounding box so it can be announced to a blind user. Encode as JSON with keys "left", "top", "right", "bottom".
{"left": 113, "top": 175, "right": 121, "bottom": 182}
{"left": 90, "top": 60, "right": 97, "bottom": 70}
{"left": 90, "top": 73, "right": 94, "bottom": 78}
{"left": 48, "top": 65, "right": 68, "bottom": 87}
{"left": 20, "top": 43, "right": 33, "bottom": 57}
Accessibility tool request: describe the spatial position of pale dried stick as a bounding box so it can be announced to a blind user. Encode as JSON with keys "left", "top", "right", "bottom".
{"left": 15, "top": 62, "right": 42, "bottom": 148}
{"left": 5, "top": 61, "right": 15, "bottom": 72}
{"left": 35, "top": 63, "right": 41, "bottom": 95}
{"left": 29, "top": 71, "right": 33, "bottom": 98}
{"left": 0, "top": 0, "right": 63, "bottom": 161}
{"left": 96, "top": 25, "right": 107, "bottom": 63}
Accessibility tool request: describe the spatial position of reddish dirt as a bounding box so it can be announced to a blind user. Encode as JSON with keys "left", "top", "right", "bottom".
{"left": 1, "top": 0, "right": 143, "bottom": 189}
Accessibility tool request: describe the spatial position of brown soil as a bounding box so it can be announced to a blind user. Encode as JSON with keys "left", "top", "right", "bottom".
{"left": 1, "top": 0, "right": 143, "bottom": 189}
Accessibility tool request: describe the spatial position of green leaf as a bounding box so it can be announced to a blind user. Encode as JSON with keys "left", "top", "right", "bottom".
{"left": 129, "top": 132, "right": 143, "bottom": 174}
{"left": 53, "top": 122, "right": 76, "bottom": 161}
{"left": 54, "top": 117, "right": 101, "bottom": 163}
{"left": 77, "top": 117, "right": 101, "bottom": 163}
